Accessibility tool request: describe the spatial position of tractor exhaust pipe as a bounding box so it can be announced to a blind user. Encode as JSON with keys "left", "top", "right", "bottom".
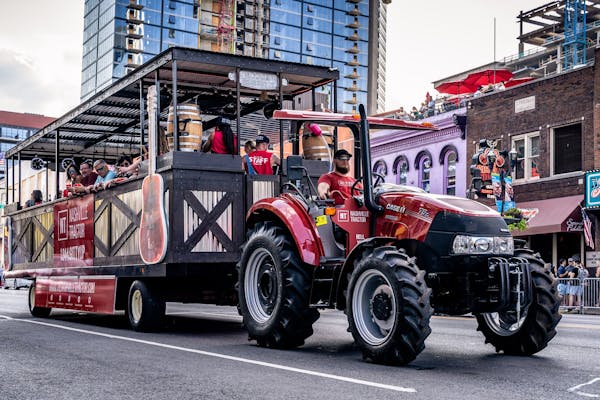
{"left": 358, "top": 104, "right": 383, "bottom": 215}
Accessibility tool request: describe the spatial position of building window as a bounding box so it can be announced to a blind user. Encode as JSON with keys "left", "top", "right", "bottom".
{"left": 512, "top": 132, "right": 539, "bottom": 181}
{"left": 439, "top": 145, "right": 458, "bottom": 195}
{"left": 415, "top": 151, "right": 432, "bottom": 192}
{"left": 306, "top": 43, "right": 313, "bottom": 52}
{"left": 274, "top": 36, "right": 281, "bottom": 45}
{"left": 168, "top": 29, "right": 175, "bottom": 39}
{"left": 552, "top": 123, "right": 582, "bottom": 175}
{"left": 168, "top": 15, "right": 176, "bottom": 24}
{"left": 393, "top": 155, "right": 409, "bottom": 185}
{"left": 373, "top": 160, "right": 388, "bottom": 177}
{"left": 169, "top": 1, "right": 176, "bottom": 10}
{"left": 444, "top": 151, "right": 457, "bottom": 195}
{"left": 307, "top": 17, "right": 313, "bottom": 26}
{"left": 420, "top": 157, "right": 431, "bottom": 192}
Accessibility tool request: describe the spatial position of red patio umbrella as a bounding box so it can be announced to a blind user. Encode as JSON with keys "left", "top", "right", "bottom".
{"left": 464, "top": 69, "right": 513, "bottom": 87}
{"left": 435, "top": 80, "right": 478, "bottom": 95}
{"left": 504, "top": 77, "right": 536, "bottom": 88}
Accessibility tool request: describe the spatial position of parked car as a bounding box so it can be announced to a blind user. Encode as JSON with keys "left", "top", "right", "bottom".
{"left": 2, "top": 277, "right": 32, "bottom": 290}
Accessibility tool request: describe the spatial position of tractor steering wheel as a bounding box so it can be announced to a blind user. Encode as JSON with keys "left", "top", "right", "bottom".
{"left": 373, "top": 172, "right": 385, "bottom": 187}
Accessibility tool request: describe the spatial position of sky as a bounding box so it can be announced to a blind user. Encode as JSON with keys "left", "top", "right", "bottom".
{"left": 0, "top": 0, "right": 546, "bottom": 118}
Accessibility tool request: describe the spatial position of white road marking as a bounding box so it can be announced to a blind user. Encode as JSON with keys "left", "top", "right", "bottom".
{"left": 568, "top": 377, "right": 600, "bottom": 398}
{"left": 0, "top": 315, "right": 416, "bottom": 394}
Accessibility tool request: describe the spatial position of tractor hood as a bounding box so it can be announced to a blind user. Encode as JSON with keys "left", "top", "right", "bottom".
{"left": 375, "top": 183, "right": 500, "bottom": 219}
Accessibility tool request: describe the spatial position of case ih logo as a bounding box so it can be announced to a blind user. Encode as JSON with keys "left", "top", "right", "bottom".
{"left": 338, "top": 210, "right": 349, "bottom": 222}
{"left": 57, "top": 210, "right": 68, "bottom": 241}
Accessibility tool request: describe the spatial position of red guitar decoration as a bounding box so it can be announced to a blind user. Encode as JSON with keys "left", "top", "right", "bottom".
{"left": 139, "top": 85, "right": 168, "bottom": 264}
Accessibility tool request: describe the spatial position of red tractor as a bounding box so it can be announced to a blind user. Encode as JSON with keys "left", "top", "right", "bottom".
{"left": 237, "top": 105, "right": 561, "bottom": 365}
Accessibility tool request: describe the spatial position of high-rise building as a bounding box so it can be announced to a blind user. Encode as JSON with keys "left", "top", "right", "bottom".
{"left": 80, "top": 0, "right": 389, "bottom": 114}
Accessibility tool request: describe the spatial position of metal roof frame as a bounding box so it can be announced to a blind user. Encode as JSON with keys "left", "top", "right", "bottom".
{"left": 7, "top": 47, "right": 339, "bottom": 162}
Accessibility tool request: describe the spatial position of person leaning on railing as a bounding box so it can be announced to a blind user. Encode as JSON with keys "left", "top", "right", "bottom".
{"left": 88, "top": 159, "right": 116, "bottom": 192}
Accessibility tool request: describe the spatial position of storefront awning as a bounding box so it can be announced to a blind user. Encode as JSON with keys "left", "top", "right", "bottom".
{"left": 513, "top": 195, "right": 584, "bottom": 236}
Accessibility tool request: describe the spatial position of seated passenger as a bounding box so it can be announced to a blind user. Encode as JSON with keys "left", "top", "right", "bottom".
{"left": 317, "top": 149, "right": 361, "bottom": 204}
{"left": 25, "top": 190, "right": 43, "bottom": 207}
{"left": 66, "top": 165, "right": 82, "bottom": 186}
{"left": 116, "top": 155, "right": 136, "bottom": 179}
{"left": 89, "top": 159, "right": 116, "bottom": 192}
{"left": 202, "top": 117, "right": 237, "bottom": 154}
{"left": 243, "top": 134, "right": 280, "bottom": 175}
{"left": 70, "top": 160, "right": 97, "bottom": 195}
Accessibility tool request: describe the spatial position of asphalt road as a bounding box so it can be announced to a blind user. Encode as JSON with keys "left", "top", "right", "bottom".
{"left": 1, "top": 288, "right": 599, "bottom": 400}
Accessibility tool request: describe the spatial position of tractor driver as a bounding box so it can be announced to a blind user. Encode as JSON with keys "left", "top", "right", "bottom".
{"left": 317, "top": 149, "right": 361, "bottom": 204}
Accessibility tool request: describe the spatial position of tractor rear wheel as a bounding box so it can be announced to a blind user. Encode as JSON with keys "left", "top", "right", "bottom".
{"left": 347, "top": 246, "right": 432, "bottom": 365}
{"left": 238, "top": 222, "right": 319, "bottom": 348}
{"left": 475, "top": 249, "right": 561, "bottom": 355}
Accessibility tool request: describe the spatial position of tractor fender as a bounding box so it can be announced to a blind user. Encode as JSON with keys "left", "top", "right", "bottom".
{"left": 334, "top": 237, "right": 430, "bottom": 310}
{"left": 246, "top": 196, "right": 323, "bottom": 266}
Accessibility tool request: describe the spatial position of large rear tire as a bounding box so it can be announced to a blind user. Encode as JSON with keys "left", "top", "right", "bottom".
{"left": 238, "top": 222, "right": 319, "bottom": 348}
{"left": 127, "top": 280, "right": 165, "bottom": 332}
{"left": 347, "top": 246, "right": 432, "bottom": 365}
{"left": 28, "top": 283, "right": 51, "bottom": 318}
{"left": 475, "top": 249, "right": 561, "bottom": 355}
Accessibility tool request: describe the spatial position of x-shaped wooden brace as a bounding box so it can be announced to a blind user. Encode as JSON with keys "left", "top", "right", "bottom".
{"left": 94, "top": 193, "right": 142, "bottom": 257}
{"left": 183, "top": 191, "right": 234, "bottom": 253}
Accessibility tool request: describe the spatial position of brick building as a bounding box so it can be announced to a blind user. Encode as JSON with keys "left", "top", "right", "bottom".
{"left": 464, "top": 49, "right": 600, "bottom": 265}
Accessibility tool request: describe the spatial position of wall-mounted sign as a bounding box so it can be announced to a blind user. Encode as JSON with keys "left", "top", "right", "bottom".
{"left": 585, "top": 170, "right": 600, "bottom": 208}
{"left": 228, "top": 70, "right": 288, "bottom": 90}
{"left": 515, "top": 96, "right": 535, "bottom": 113}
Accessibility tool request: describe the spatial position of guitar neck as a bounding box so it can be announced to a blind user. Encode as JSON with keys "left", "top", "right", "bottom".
{"left": 147, "top": 85, "right": 158, "bottom": 174}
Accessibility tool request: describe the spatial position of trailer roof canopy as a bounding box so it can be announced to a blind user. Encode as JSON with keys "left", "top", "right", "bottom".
{"left": 7, "top": 47, "right": 339, "bottom": 162}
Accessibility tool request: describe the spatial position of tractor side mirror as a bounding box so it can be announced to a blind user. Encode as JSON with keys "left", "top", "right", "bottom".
{"left": 286, "top": 155, "right": 304, "bottom": 181}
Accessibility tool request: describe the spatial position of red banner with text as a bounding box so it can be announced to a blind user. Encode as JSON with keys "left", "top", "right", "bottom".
{"left": 53, "top": 195, "right": 94, "bottom": 267}
{"left": 35, "top": 276, "right": 116, "bottom": 314}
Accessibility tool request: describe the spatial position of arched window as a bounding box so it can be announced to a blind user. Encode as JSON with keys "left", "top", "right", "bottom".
{"left": 440, "top": 145, "right": 459, "bottom": 195}
{"left": 372, "top": 160, "right": 388, "bottom": 176}
{"left": 392, "top": 155, "right": 409, "bottom": 185}
{"left": 415, "top": 151, "right": 432, "bottom": 193}
{"left": 444, "top": 151, "right": 457, "bottom": 195}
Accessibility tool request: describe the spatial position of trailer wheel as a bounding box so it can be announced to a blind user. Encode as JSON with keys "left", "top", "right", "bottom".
{"left": 127, "top": 280, "right": 165, "bottom": 332}
{"left": 475, "top": 249, "right": 561, "bottom": 355}
{"left": 347, "top": 246, "right": 432, "bottom": 365}
{"left": 238, "top": 222, "right": 319, "bottom": 348}
{"left": 28, "top": 283, "right": 51, "bottom": 318}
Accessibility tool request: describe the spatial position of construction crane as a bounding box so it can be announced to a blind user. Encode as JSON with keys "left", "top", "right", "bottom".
{"left": 563, "top": 0, "right": 587, "bottom": 70}
{"left": 217, "top": 0, "right": 235, "bottom": 53}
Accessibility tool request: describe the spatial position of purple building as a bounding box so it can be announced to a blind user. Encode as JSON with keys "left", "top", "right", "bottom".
{"left": 371, "top": 110, "right": 467, "bottom": 197}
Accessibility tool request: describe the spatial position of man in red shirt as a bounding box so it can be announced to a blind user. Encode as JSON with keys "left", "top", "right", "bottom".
{"left": 69, "top": 160, "right": 98, "bottom": 195}
{"left": 318, "top": 149, "right": 359, "bottom": 203}
{"left": 244, "top": 134, "right": 280, "bottom": 175}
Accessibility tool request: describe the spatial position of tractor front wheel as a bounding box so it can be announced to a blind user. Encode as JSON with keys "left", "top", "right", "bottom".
{"left": 475, "top": 249, "right": 561, "bottom": 355}
{"left": 347, "top": 246, "right": 432, "bottom": 365}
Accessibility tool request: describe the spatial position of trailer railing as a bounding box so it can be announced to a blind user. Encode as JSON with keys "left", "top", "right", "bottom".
{"left": 557, "top": 277, "right": 600, "bottom": 314}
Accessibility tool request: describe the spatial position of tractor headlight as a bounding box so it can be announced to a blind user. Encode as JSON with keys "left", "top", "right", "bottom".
{"left": 452, "top": 235, "right": 514, "bottom": 255}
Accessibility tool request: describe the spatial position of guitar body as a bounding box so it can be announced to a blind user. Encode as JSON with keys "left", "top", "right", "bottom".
{"left": 139, "top": 85, "right": 168, "bottom": 265}
{"left": 139, "top": 173, "right": 168, "bottom": 264}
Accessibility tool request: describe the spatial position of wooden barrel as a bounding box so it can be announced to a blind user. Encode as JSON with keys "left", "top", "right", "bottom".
{"left": 302, "top": 132, "right": 333, "bottom": 160}
{"left": 166, "top": 104, "right": 203, "bottom": 152}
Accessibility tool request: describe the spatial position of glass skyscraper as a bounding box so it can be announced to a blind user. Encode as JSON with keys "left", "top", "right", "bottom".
{"left": 81, "top": 0, "right": 388, "bottom": 113}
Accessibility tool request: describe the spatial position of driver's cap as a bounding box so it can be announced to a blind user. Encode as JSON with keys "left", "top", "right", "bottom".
{"left": 334, "top": 149, "right": 352, "bottom": 160}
